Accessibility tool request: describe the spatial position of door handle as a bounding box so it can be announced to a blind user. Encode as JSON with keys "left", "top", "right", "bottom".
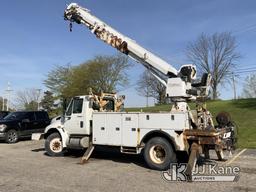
{"left": 77, "top": 115, "right": 83, "bottom": 117}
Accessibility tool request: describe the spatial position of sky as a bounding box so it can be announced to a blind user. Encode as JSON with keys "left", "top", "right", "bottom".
{"left": 0, "top": 0, "right": 256, "bottom": 107}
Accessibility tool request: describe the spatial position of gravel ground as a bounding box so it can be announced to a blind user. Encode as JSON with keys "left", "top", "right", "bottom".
{"left": 0, "top": 140, "right": 255, "bottom": 192}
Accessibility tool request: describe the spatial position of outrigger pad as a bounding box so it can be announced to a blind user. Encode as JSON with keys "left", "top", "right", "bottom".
{"left": 80, "top": 145, "right": 95, "bottom": 164}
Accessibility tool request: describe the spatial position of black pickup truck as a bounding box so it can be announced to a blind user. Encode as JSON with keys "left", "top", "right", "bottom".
{"left": 0, "top": 111, "right": 50, "bottom": 143}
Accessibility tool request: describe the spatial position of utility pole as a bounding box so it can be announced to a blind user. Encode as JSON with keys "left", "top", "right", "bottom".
{"left": 2, "top": 95, "right": 4, "bottom": 111}
{"left": 36, "top": 89, "right": 41, "bottom": 111}
{"left": 231, "top": 73, "right": 237, "bottom": 100}
{"left": 5, "top": 82, "right": 13, "bottom": 111}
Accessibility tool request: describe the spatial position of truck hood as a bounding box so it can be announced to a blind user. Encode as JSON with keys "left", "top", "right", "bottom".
{"left": 45, "top": 119, "right": 63, "bottom": 133}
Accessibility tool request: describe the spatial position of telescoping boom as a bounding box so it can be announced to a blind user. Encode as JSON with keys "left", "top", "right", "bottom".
{"left": 64, "top": 3, "right": 216, "bottom": 107}
{"left": 63, "top": 3, "right": 208, "bottom": 103}
{"left": 64, "top": 3, "right": 178, "bottom": 83}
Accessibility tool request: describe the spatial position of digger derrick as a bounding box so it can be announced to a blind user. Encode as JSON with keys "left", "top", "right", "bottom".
{"left": 57, "top": 3, "right": 238, "bottom": 177}
{"left": 64, "top": 3, "right": 178, "bottom": 82}
{"left": 64, "top": 3, "right": 204, "bottom": 103}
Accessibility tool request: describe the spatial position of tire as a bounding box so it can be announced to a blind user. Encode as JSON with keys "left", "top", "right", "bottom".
{"left": 45, "top": 133, "right": 64, "bottom": 157}
{"left": 144, "top": 137, "right": 177, "bottom": 170}
{"left": 5, "top": 129, "right": 19, "bottom": 144}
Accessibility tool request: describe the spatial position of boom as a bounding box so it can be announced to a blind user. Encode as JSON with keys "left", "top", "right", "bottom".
{"left": 64, "top": 3, "right": 210, "bottom": 104}
{"left": 64, "top": 3, "right": 182, "bottom": 85}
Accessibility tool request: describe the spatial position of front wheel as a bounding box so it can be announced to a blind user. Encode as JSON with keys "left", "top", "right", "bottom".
{"left": 144, "top": 137, "right": 177, "bottom": 170}
{"left": 5, "top": 129, "right": 18, "bottom": 144}
{"left": 45, "top": 133, "right": 64, "bottom": 156}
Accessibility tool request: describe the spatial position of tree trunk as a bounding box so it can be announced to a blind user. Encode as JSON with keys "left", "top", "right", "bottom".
{"left": 212, "top": 83, "right": 218, "bottom": 100}
{"left": 158, "top": 92, "right": 166, "bottom": 104}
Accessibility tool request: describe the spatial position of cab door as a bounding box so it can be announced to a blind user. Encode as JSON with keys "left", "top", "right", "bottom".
{"left": 64, "top": 97, "right": 86, "bottom": 135}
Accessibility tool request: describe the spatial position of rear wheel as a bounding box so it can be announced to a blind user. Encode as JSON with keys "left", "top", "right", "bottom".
{"left": 45, "top": 133, "right": 64, "bottom": 156}
{"left": 144, "top": 137, "right": 177, "bottom": 170}
{"left": 5, "top": 129, "right": 18, "bottom": 144}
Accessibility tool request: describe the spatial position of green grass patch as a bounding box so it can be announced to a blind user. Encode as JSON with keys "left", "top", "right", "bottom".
{"left": 126, "top": 98, "right": 256, "bottom": 148}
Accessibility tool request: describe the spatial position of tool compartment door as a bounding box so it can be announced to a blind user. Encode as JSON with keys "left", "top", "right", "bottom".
{"left": 106, "top": 113, "right": 122, "bottom": 146}
{"left": 92, "top": 113, "right": 107, "bottom": 145}
{"left": 122, "top": 114, "right": 139, "bottom": 147}
{"left": 92, "top": 113, "right": 122, "bottom": 146}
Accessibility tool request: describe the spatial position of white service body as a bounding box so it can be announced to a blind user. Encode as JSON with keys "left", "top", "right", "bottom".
{"left": 42, "top": 96, "right": 189, "bottom": 153}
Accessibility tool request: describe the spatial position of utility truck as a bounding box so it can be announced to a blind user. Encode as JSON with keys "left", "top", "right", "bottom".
{"left": 33, "top": 3, "right": 236, "bottom": 173}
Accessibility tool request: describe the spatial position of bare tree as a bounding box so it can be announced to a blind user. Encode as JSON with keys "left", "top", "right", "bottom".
{"left": 187, "top": 32, "right": 240, "bottom": 99}
{"left": 242, "top": 74, "right": 256, "bottom": 98}
{"left": 15, "top": 88, "right": 42, "bottom": 110}
{"left": 136, "top": 70, "right": 166, "bottom": 104}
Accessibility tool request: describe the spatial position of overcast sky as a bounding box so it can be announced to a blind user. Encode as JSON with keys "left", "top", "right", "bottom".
{"left": 0, "top": 0, "right": 256, "bottom": 107}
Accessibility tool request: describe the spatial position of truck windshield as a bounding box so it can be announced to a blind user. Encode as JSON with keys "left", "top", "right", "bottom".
{"left": 65, "top": 98, "right": 83, "bottom": 116}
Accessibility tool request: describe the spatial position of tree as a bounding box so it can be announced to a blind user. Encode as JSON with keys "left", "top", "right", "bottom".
{"left": 136, "top": 70, "right": 166, "bottom": 104}
{"left": 70, "top": 54, "right": 130, "bottom": 95}
{"left": 242, "top": 74, "right": 256, "bottom": 98}
{"left": 186, "top": 32, "right": 240, "bottom": 100}
{"left": 24, "top": 101, "right": 38, "bottom": 111}
{"left": 15, "top": 88, "right": 41, "bottom": 110}
{"left": 41, "top": 91, "right": 55, "bottom": 114}
{"left": 44, "top": 64, "right": 72, "bottom": 96}
{"left": 44, "top": 54, "right": 131, "bottom": 98}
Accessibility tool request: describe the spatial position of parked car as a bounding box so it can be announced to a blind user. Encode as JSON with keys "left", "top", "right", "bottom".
{"left": 0, "top": 111, "right": 50, "bottom": 143}
{"left": 0, "top": 111, "right": 9, "bottom": 119}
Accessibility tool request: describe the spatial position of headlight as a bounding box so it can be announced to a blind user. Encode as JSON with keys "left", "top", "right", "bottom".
{"left": 0, "top": 124, "right": 7, "bottom": 132}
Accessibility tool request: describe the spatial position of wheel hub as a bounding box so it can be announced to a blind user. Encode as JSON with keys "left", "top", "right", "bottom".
{"left": 8, "top": 132, "right": 17, "bottom": 142}
{"left": 50, "top": 138, "right": 62, "bottom": 153}
{"left": 149, "top": 145, "right": 166, "bottom": 164}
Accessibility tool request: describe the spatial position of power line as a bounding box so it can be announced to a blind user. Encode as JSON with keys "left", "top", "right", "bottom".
{"left": 235, "top": 69, "right": 256, "bottom": 74}
{"left": 226, "top": 68, "right": 256, "bottom": 75}
{"left": 233, "top": 24, "right": 256, "bottom": 34}
{"left": 235, "top": 66, "right": 256, "bottom": 71}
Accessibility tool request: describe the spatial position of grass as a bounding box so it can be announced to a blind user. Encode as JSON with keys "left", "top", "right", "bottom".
{"left": 126, "top": 98, "right": 256, "bottom": 148}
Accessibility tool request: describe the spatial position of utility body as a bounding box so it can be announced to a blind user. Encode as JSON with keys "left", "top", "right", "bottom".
{"left": 33, "top": 3, "right": 236, "bottom": 172}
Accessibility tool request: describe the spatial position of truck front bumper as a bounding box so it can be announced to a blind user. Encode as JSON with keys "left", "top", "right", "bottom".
{"left": 31, "top": 133, "right": 44, "bottom": 141}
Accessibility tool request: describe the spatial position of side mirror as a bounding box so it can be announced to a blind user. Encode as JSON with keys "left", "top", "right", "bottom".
{"left": 22, "top": 119, "right": 30, "bottom": 123}
{"left": 61, "top": 116, "right": 65, "bottom": 124}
